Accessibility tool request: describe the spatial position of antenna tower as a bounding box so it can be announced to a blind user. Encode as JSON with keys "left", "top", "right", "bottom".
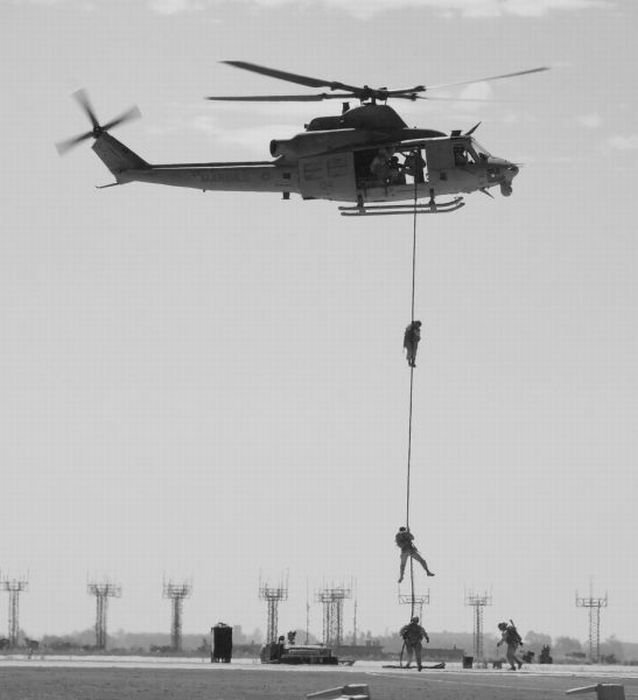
{"left": 399, "top": 588, "right": 430, "bottom": 622}
{"left": 576, "top": 586, "right": 608, "bottom": 663}
{"left": 316, "top": 584, "right": 351, "bottom": 647}
{"left": 87, "top": 580, "right": 121, "bottom": 650}
{"left": 163, "top": 580, "right": 193, "bottom": 651}
{"left": 465, "top": 591, "right": 492, "bottom": 662}
{"left": 305, "top": 579, "right": 310, "bottom": 644}
{"left": 352, "top": 597, "right": 358, "bottom": 646}
{"left": 1, "top": 576, "right": 29, "bottom": 647}
{"left": 259, "top": 576, "right": 288, "bottom": 644}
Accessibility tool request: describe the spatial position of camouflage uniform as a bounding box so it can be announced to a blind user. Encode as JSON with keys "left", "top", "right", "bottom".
{"left": 395, "top": 527, "right": 434, "bottom": 582}
{"left": 400, "top": 617, "right": 429, "bottom": 670}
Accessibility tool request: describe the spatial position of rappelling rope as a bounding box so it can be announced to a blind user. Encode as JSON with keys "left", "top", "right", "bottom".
{"left": 405, "top": 163, "right": 420, "bottom": 622}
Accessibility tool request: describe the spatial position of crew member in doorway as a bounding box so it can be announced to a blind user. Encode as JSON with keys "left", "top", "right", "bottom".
{"left": 399, "top": 616, "right": 430, "bottom": 671}
{"left": 388, "top": 156, "right": 406, "bottom": 185}
{"left": 497, "top": 621, "right": 523, "bottom": 670}
{"left": 403, "top": 150, "right": 426, "bottom": 183}
{"left": 395, "top": 526, "right": 435, "bottom": 582}
{"left": 370, "top": 147, "right": 394, "bottom": 183}
{"left": 404, "top": 320, "right": 422, "bottom": 368}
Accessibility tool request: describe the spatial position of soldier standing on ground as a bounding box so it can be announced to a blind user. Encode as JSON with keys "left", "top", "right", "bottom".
{"left": 399, "top": 616, "right": 430, "bottom": 671}
{"left": 497, "top": 621, "right": 523, "bottom": 670}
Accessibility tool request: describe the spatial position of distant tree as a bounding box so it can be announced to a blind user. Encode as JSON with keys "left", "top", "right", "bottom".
{"left": 554, "top": 636, "right": 583, "bottom": 659}
{"left": 246, "top": 628, "right": 263, "bottom": 644}
{"left": 524, "top": 630, "right": 552, "bottom": 656}
{"left": 600, "top": 635, "right": 624, "bottom": 663}
{"left": 41, "top": 635, "right": 80, "bottom": 652}
{"left": 429, "top": 631, "right": 483, "bottom": 653}
{"left": 619, "top": 641, "right": 638, "bottom": 662}
{"left": 70, "top": 628, "right": 99, "bottom": 647}
{"left": 539, "top": 645, "right": 553, "bottom": 664}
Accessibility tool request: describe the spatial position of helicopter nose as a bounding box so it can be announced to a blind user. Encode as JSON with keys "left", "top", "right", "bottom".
{"left": 487, "top": 157, "right": 519, "bottom": 196}
{"left": 489, "top": 157, "right": 518, "bottom": 176}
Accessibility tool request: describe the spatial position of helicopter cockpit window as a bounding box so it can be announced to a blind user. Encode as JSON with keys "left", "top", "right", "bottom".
{"left": 470, "top": 139, "right": 491, "bottom": 161}
{"left": 453, "top": 141, "right": 478, "bottom": 166}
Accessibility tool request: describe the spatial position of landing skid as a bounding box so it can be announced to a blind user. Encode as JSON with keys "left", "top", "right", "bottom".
{"left": 339, "top": 197, "right": 464, "bottom": 217}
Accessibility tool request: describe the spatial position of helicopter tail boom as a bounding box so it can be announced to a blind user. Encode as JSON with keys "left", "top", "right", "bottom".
{"left": 92, "top": 133, "right": 149, "bottom": 184}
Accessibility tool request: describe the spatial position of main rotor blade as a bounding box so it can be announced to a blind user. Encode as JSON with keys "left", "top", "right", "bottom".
{"left": 427, "top": 66, "right": 549, "bottom": 91}
{"left": 221, "top": 60, "right": 361, "bottom": 93}
{"left": 413, "top": 95, "right": 509, "bottom": 102}
{"left": 101, "top": 105, "right": 141, "bottom": 131}
{"left": 55, "top": 130, "right": 94, "bottom": 156}
{"left": 384, "top": 87, "right": 425, "bottom": 97}
{"left": 72, "top": 89, "right": 100, "bottom": 130}
{"left": 206, "top": 92, "right": 356, "bottom": 102}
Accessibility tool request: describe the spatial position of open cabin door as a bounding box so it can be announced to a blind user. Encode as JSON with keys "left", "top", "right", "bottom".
{"left": 423, "top": 138, "right": 455, "bottom": 178}
{"left": 298, "top": 152, "right": 356, "bottom": 201}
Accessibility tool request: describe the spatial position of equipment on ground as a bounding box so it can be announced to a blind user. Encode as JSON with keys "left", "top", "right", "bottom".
{"left": 307, "top": 684, "right": 369, "bottom": 700}
{"left": 210, "top": 623, "right": 232, "bottom": 663}
{"left": 567, "top": 686, "right": 625, "bottom": 700}
{"left": 57, "top": 62, "right": 548, "bottom": 216}
{"left": 260, "top": 640, "right": 339, "bottom": 665}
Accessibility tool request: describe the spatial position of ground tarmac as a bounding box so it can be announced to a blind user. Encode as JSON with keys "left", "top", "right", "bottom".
{"left": 1, "top": 659, "right": 638, "bottom": 700}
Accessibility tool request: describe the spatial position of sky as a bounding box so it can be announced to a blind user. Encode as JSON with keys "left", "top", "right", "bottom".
{"left": 1, "top": 0, "right": 637, "bottom": 646}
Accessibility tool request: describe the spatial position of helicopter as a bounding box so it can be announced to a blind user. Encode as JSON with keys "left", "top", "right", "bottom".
{"left": 57, "top": 61, "right": 548, "bottom": 216}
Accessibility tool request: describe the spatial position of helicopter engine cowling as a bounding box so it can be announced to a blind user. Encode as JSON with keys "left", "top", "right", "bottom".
{"left": 270, "top": 129, "right": 382, "bottom": 161}
{"left": 270, "top": 139, "right": 289, "bottom": 158}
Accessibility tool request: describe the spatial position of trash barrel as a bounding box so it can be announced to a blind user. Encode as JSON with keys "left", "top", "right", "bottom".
{"left": 212, "top": 624, "right": 233, "bottom": 663}
{"left": 462, "top": 655, "right": 473, "bottom": 669}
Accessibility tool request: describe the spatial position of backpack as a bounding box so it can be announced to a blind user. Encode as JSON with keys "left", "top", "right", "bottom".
{"left": 506, "top": 625, "right": 522, "bottom": 645}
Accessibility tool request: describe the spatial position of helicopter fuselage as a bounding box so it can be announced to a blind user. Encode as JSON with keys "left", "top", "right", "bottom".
{"left": 90, "top": 103, "right": 519, "bottom": 209}
{"left": 60, "top": 63, "right": 547, "bottom": 213}
{"left": 94, "top": 133, "right": 517, "bottom": 202}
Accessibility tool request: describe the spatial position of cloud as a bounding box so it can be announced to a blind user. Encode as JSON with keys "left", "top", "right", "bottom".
{"left": 607, "top": 135, "right": 638, "bottom": 150}
{"left": 231, "top": 0, "right": 613, "bottom": 20}
{"left": 459, "top": 82, "right": 494, "bottom": 101}
{"left": 10, "top": 0, "right": 613, "bottom": 16}
{"left": 8, "top": 0, "right": 90, "bottom": 5}
{"left": 577, "top": 113, "right": 602, "bottom": 128}
{"left": 146, "top": 0, "right": 204, "bottom": 13}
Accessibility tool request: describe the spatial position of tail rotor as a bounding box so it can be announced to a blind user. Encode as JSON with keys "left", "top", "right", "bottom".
{"left": 56, "top": 89, "right": 140, "bottom": 156}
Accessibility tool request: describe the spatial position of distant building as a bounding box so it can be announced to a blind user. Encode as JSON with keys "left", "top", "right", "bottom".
{"left": 420, "top": 648, "right": 465, "bottom": 662}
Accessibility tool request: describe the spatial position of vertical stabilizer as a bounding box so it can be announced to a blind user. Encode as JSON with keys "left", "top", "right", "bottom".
{"left": 92, "top": 133, "right": 148, "bottom": 182}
